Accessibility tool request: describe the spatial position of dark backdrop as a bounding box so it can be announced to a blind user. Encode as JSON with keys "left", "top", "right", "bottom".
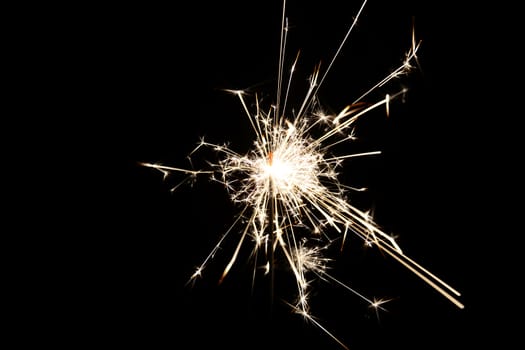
{"left": 45, "top": 1, "right": 489, "bottom": 349}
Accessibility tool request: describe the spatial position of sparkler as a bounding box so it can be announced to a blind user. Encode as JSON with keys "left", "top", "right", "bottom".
{"left": 141, "top": 0, "right": 463, "bottom": 348}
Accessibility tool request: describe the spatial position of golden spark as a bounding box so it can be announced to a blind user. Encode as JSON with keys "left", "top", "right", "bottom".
{"left": 141, "top": 0, "right": 463, "bottom": 347}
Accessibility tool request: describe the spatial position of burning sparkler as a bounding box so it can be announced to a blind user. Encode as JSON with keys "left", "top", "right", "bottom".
{"left": 141, "top": 0, "right": 463, "bottom": 348}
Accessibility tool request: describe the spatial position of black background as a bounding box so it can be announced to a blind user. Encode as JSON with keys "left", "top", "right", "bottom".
{"left": 26, "top": 0, "right": 496, "bottom": 349}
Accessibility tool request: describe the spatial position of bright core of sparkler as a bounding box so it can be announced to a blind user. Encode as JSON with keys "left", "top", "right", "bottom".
{"left": 141, "top": 0, "right": 463, "bottom": 348}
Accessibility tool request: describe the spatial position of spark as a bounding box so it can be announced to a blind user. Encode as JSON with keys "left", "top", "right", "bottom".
{"left": 141, "top": 0, "right": 463, "bottom": 347}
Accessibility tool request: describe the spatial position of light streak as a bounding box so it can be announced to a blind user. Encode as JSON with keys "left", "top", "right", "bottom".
{"left": 141, "top": 0, "right": 463, "bottom": 347}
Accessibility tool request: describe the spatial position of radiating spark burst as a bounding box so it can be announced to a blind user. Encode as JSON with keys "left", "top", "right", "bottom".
{"left": 141, "top": 0, "right": 463, "bottom": 347}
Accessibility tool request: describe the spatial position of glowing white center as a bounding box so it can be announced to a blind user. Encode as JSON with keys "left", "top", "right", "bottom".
{"left": 264, "top": 157, "right": 292, "bottom": 181}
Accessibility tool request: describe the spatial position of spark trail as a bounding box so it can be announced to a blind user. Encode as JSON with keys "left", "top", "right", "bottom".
{"left": 141, "top": 0, "right": 463, "bottom": 348}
